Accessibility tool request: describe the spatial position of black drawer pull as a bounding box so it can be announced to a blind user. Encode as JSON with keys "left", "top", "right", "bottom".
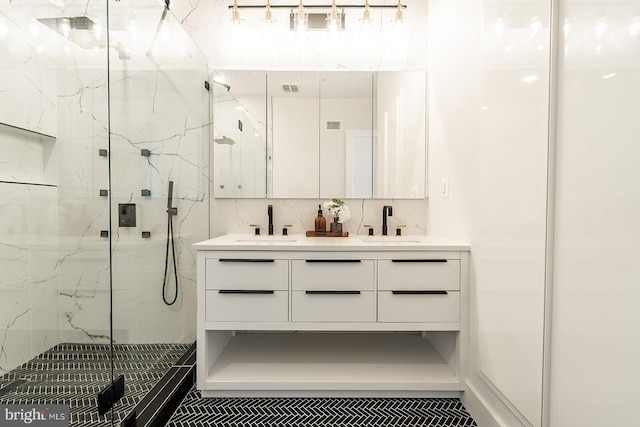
{"left": 305, "top": 290, "right": 361, "bottom": 295}
{"left": 305, "top": 260, "right": 361, "bottom": 263}
{"left": 392, "top": 290, "right": 449, "bottom": 295}
{"left": 218, "top": 290, "right": 275, "bottom": 294}
{"left": 391, "top": 259, "right": 448, "bottom": 263}
{"left": 219, "top": 259, "right": 275, "bottom": 263}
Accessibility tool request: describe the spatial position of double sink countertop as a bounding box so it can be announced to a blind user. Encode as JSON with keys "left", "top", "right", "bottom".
{"left": 193, "top": 234, "right": 470, "bottom": 252}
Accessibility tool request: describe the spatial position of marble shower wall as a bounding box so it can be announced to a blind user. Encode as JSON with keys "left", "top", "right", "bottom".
{"left": 56, "top": 66, "right": 209, "bottom": 345}
{"left": 0, "top": 184, "right": 60, "bottom": 375}
{"left": 0, "top": 5, "right": 62, "bottom": 374}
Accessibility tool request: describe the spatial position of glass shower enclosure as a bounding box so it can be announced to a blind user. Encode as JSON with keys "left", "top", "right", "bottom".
{"left": 0, "top": 0, "right": 209, "bottom": 424}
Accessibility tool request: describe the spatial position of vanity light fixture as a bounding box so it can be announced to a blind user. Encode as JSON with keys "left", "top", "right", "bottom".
{"left": 228, "top": 1, "right": 406, "bottom": 30}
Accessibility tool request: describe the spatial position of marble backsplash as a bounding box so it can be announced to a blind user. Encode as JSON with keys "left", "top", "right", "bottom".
{"left": 212, "top": 198, "right": 428, "bottom": 238}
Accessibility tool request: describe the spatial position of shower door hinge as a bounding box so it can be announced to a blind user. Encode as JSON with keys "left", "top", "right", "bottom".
{"left": 204, "top": 80, "right": 210, "bottom": 91}
{"left": 97, "top": 374, "right": 125, "bottom": 415}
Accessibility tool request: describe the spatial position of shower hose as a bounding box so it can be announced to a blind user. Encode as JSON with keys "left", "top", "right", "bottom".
{"left": 162, "top": 207, "right": 179, "bottom": 305}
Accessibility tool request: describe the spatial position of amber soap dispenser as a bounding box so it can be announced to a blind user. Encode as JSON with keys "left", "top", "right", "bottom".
{"left": 314, "top": 204, "right": 326, "bottom": 235}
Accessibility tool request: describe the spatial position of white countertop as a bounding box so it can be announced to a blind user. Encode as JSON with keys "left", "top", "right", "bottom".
{"left": 193, "top": 234, "right": 470, "bottom": 252}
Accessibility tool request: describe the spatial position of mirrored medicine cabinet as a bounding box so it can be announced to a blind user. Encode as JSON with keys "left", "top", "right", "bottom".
{"left": 212, "top": 70, "right": 427, "bottom": 199}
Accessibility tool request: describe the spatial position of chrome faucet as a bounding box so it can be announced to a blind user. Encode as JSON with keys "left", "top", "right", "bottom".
{"left": 382, "top": 205, "right": 393, "bottom": 236}
{"left": 268, "top": 204, "right": 274, "bottom": 235}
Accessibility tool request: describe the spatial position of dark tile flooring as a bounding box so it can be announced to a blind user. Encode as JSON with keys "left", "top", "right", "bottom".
{"left": 167, "top": 389, "right": 478, "bottom": 427}
{"left": 0, "top": 344, "right": 477, "bottom": 427}
{"left": 0, "top": 343, "right": 190, "bottom": 426}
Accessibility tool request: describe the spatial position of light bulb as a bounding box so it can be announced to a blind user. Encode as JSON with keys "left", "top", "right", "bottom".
{"left": 362, "top": 0, "right": 371, "bottom": 24}
{"left": 265, "top": 0, "right": 273, "bottom": 24}
{"left": 328, "top": 0, "right": 339, "bottom": 29}
{"left": 395, "top": 0, "right": 403, "bottom": 23}
{"left": 296, "top": 0, "right": 307, "bottom": 32}
{"left": 232, "top": 0, "right": 241, "bottom": 24}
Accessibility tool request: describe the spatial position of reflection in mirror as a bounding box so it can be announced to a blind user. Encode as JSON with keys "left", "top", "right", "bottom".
{"left": 212, "top": 70, "right": 267, "bottom": 198}
{"left": 212, "top": 70, "right": 426, "bottom": 199}
{"left": 319, "top": 71, "right": 374, "bottom": 199}
{"left": 267, "top": 71, "right": 320, "bottom": 198}
{"left": 375, "top": 71, "right": 427, "bottom": 199}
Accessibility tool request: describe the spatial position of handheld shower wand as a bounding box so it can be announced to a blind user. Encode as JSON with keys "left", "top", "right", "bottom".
{"left": 162, "top": 180, "right": 179, "bottom": 305}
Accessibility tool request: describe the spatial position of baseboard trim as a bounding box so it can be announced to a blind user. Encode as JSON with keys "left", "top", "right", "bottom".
{"left": 462, "top": 381, "right": 508, "bottom": 427}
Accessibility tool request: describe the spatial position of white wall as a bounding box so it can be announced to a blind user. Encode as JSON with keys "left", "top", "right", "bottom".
{"left": 271, "top": 97, "right": 320, "bottom": 198}
{"left": 549, "top": 0, "right": 640, "bottom": 425}
{"left": 428, "top": 0, "right": 550, "bottom": 425}
{"left": 431, "top": 0, "right": 640, "bottom": 426}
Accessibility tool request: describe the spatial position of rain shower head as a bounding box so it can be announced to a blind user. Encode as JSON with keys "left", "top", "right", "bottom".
{"left": 214, "top": 136, "right": 236, "bottom": 145}
{"left": 37, "top": 16, "right": 130, "bottom": 59}
{"left": 38, "top": 16, "right": 101, "bottom": 48}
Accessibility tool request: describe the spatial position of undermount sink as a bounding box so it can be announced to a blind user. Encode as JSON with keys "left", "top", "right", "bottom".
{"left": 234, "top": 236, "right": 298, "bottom": 243}
{"left": 358, "top": 236, "right": 423, "bottom": 244}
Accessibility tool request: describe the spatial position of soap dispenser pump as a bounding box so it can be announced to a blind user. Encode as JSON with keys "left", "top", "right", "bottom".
{"left": 314, "top": 204, "right": 326, "bottom": 235}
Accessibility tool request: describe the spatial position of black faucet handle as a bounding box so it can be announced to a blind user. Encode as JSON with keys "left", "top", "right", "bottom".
{"left": 396, "top": 224, "right": 406, "bottom": 236}
{"left": 282, "top": 224, "right": 292, "bottom": 236}
{"left": 364, "top": 225, "right": 374, "bottom": 236}
{"left": 250, "top": 224, "right": 260, "bottom": 235}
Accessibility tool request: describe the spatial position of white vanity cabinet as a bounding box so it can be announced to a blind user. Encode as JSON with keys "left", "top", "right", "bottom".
{"left": 377, "top": 259, "right": 461, "bottom": 323}
{"left": 194, "top": 235, "right": 469, "bottom": 398}
{"left": 291, "top": 259, "right": 375, "bottom": 322}
{"left": 204, "top": 258, "right": 288, "bottom": 322}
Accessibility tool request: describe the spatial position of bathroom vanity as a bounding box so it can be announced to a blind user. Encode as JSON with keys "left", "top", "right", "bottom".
{"left": 194, "top": 234, "right": 469, "bottom": 397}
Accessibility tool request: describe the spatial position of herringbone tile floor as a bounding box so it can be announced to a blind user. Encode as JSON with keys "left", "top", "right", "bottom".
{"left": 0, "top": 343, "right": 190, "bottom": 426}
{"left": 167, "top": 387, "right": 477, "bottom": 427}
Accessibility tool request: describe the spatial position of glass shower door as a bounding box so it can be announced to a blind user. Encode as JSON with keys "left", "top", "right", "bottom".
{"left": 0, "top": 0, "right": 115, "bottom": 425}
{"left": 107, "top": 0, "right": 209, "bottom": 423}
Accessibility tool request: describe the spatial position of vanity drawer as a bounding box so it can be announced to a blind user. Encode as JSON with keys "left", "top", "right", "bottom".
{"left": 291, "top": 259, "right": 374, "bottom": 291}
{"left": 377, "top": 290, "right": 460, "bottom": 323}
{"left": 291, "top": 290, "right": 375, "bottom": 322}
{"left": 378, "top": 259, "right": 460, "bottom": 291}
{"left": 205, "top": 290, "right": 288, "bottom": 322}
{"left": 205, "top": 258, "right": 288, "bottom": 291}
